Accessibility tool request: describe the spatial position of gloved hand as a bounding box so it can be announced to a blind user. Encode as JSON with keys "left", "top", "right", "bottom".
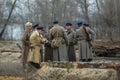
{"left": 29, "top": 45, "right": 34, "bottom": 48}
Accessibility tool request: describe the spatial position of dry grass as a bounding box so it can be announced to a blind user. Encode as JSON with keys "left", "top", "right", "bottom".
{"left": 0, "top": 76, "right": 23, "bottom": 80}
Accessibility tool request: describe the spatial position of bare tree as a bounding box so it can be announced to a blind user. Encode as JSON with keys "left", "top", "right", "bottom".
{"left": 0, "top": 0, "right": 120, "bottom": 40}
{"left": 76, "top": 0, "right": 90, "bottom": 23}
{"left": 0, "top": 0, "right": 17, "bottom": 39}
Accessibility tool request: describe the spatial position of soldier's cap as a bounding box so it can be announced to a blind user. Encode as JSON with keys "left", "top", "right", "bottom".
{"left": 53, "top": 21, "right": 58, "bottom": 24}
{"left": 36, "top": 26, "right": 44, "bottom": 30}
{"left": 25, "top": 22, "right": 32, "bottom": 27}
{"left": 66, "top": 22, "right": 72, "bottom": 26}
{"left": 33, "top": 23, "right": 39, "bottom": 29}
{"left": 77, "top": 19, "right": 84, "bottom": 26}
{"left": 83, "top": 23, "right": 89, "bottom": 27}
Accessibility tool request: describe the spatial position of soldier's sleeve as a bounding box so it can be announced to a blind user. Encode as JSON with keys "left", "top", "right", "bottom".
{"left": 29, "top": 32, "right": 35, "bottom": 45}
{"left": 73, "top": 31, "right": 77, "bottom": 44}
{"left": 87, "top": 27, "right": 96, "bottom": 41}
{"left": 21, "top": 32, "right": 26, "bottom": 43}
{"left": 75, "top": 29, "right": 79, "bottom": 41}
{"left": 62, "top": 27, "right": 69, "bottom": 45}
{"left": 21, "top": 31, "right": 29, "bottom": 45}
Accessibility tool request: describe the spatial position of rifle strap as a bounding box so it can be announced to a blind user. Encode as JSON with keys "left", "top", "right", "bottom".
{"left": 67, "top": 30, "right": 72, "bottom": 35}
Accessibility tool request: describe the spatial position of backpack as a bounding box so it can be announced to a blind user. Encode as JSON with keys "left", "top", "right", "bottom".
{"left": 51, "top": 38, "right": 59, "bottom": 48}
{"left": 51, "top": 28, "right": 60, "bottom": 48}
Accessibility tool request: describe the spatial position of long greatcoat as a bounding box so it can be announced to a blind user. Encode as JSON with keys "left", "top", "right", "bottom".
{"left": 21, "top": 29, "right": 31, "bottom": 68}
{"left": 27, "top": 31, "right": 42, "bottom": 64}
{"left": 50, "top": 24, "right": 69, "bottom": 61}
{"left": 44, "top": 33, "right": 53, "bottom": 62}
{"left": 66, "top": 30, "right": 76, "bottom": 61}
{"left": 76, "top": 26, "right": 95, "bottom": 61}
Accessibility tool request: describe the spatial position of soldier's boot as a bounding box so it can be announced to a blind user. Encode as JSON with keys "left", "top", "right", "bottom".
{"left": 81, "top": 59, "right": 87, "bottom": 62}
{"left": 87, "top": 58, "right": 92, "bottom": 62}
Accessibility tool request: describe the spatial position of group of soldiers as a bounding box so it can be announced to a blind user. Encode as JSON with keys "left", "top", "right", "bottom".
{"left": 21, "top": 20, "right": 95, "bottom": 69}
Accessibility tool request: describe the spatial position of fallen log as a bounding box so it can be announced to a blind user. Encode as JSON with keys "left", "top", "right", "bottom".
{"left": 93, "top": 47, "right": 120, "bottom": 57}
{"left": 29, "top": 62, "right": 119, "bottom": 80}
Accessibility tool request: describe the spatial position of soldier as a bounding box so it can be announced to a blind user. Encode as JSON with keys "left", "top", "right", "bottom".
{"left": 65, "top": 22, "right": 76, "bottom": 61}
{"left": 50, "top": 21, "right": 69, "bottom": 61}
{"left": 32, "top": 23, "right": 44, "bottom": 62}
{"left": 27, "top": 26, "right": 44, "bottom": 69}
{"left": 76, "top": 20, "right": 96, "bottom": 62}
{"left": 21, "top": 22, "right": 32, "bottom": 69}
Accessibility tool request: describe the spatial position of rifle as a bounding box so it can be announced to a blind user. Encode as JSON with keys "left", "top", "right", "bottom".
{"left": 16, "top": 43, "right": 23, "bottom": 51}
{"left": 83, "top": 26, "right": 92, "bottom": 48}
{"left": 16, "top": 43, "right": 23, "bottom": 58}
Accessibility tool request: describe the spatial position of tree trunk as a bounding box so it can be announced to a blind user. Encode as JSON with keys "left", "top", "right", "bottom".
{"left": 84, "top": 0, "right": 90, "bottom": 23}
{"left": 0, "top": 0, "right": 17, "bottom": 39}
